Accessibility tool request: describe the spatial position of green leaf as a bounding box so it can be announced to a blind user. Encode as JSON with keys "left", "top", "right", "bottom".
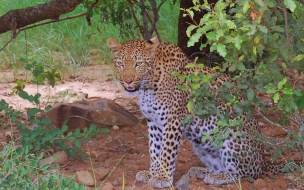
{"left": 257, "top": 25, "right": 268, "bottom": 33}
{"left": 243, "top": 1, "right": 250, "bottom": 13}
{"left": 18, "top": 91, "right": 29, "bottom": 99}
{"left": 234, "top": 35, "right": 243, "bottom": 50}
{"left": 281, "top": 87, "right": 293, "bottom": 95}
{"left": 186, "top": 25, "right": 197, "bottom": 37}
{"left": 284, "top": 0, "right": 296, "bottom": 12}
{"left": 187, "top": 9, "right": 194, "bottom": 19}
{"left": 294, "top": 90, "right": 303, "bottom": 96}
{"left": 217, "top": 119, "right": 228, "bottom": 127}
{"left": 177, "top": 85, "right": 189, "bottom": 91}
{"left": 74, "top": 139, "right": 82, "bottom": 148}
{"left": 268, "top": 52, "right": 279, "bottom": 63}
{"left": 273, "top": 92, "right": 280, "bottom": 103}
{"left": 247, "top": 88, "right": 255, "bottom": 101}
{"left": 171, "top": 71, "right": 180, "bottom": 76}
{"left": 216, "top": 43, "right": 227, "bottom": 57}
{"left": 255, "top": 0, "right": 265, "bottom": 6}
{"left": 41, "top": 118, "right": 52, "bottom": 125}
{"left": 253, "top": 46, "right": 257, "bottom": 55}
{"left": 206, "top": 32, "right": 216, "bottom": 41}
{"left": 191, "top": 83, "right": 200, "bottom": 90}
{"left": 101, "top": 128, "right": 110, "bottom": 133}
{"left": 199, "top": 13, "right": 211, "bottom": 25}
{"left": 292, "top": 54, "right": 304, "bottom": 62}
{"left": 216, "top": 29, "right": 225, "bottom": 40}
{"left": 229, "top": 63, "right": 237, "bottom": 72}
{"left": 187, "top": 32, "right": 201, "bottom": 47}
{"left": 187, "top": 101, "right": 193, "bottom": 112}
{"left": 237, "top": 62, "right": 245, "bottom": 71}
{"left": 87, "top": 9, "right": 94, "bottom": 17}
{"left": 277, "top": 78, "right": 287, "bottom": 90}
{"left": 20, "top": 57, "right": 27, "bottom": 62}
{"left": 27, "top": 108, "right": 40, "bottom": 116}
{"left": 229, "top": 118, "right": 243, "bottom": 126}
{"left": 61, "top": 125, "right": 68, "bottom": 133}
{"left": 202, "top": 74, "right": 212, "bottom": 83}
{"left": 225, "top": 20, "right": 236, "bottom": 29}
{"left": 266, "top": 84, "right": 277, "bottom": 94}
{"left": 185, "top": 63, "right": 196, "bottom": 68}
{"left": 197, "top": 64, "right": 204, "bottom": 69}
{"left": 271, "top": 26, "right": 285, "bottom": 32}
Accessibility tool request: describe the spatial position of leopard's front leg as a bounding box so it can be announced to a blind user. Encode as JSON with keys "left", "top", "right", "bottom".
{"left": 136, "top": 119, "right": 182, "bottom": 188}
{"left": 136, "top": 120, "right": 161, "bottom": 183}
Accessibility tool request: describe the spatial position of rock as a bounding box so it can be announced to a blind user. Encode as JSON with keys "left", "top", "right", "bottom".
{"left": 39, "top": 151, "right": 68, "bottom": 165}
{"left": 254, "top": 178, "right": 267, "bottom": 189}
{"left": 274, "top": 178, "right": 287, "bottom": 188}
{"left": 101, "top": 182, "right": 113, "bottom": 190}
{"left": 44, "top": 99, "right": 138, "bottom": 131}
{"left": 94, "top": 168, "right": 110, "bottom": 180}
{"left": 52, "top": 151, "right": 68, "bottom": 165}
{"left": 265, "top": 127, "right": 287, "bottom": 137}
{"left": 112, "top": 179, "right": 119, "bottom": 186}
{"left": 112, "top": 125, "right": 119, "bottom": 130}
{"left": 76, "top": 171, "right": 95, "bottom": 186}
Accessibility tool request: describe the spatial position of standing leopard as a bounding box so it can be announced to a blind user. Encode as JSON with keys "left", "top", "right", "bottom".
{"left": 107, "top": 36, "right": 297, "bottom": 188}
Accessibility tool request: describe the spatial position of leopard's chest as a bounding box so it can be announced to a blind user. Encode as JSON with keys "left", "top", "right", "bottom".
{"left": 139, "top": 89, "right": 167, "bottom": 126}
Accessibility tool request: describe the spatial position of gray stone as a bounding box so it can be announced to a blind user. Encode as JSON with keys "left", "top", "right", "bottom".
{"left": 43, "top": 98, "right": 138, "bottom": 131}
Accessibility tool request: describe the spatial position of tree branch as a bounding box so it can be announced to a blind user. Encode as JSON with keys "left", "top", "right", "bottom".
{"left": 0, "top": 13, "right": 86, "bottom": 52}
{"left": 0, "top": 0, "right": 83, "bottom": 35}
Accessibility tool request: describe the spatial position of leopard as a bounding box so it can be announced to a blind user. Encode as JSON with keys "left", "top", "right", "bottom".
{"left": 107, "top": 36, "right": 297, "bottom": 188}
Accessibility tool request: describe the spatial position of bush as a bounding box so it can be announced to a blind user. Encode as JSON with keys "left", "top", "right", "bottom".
{"left": 179, "top": 0, "right": 304, "bottom": 158}
{"left": 0, "top": 142, "right": 85, "bottom": 190}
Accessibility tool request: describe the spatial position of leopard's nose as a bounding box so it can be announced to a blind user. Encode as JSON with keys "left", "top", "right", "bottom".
{"left": 124, "top": 79, "right": 134, "bottom": 84}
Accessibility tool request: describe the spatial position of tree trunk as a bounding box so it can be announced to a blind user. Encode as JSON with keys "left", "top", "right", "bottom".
{"left": 178, "top": 0, "right": 218, "bottom": 59}
{"left": 0, "top": 0, "right": 83, "bottom": 35}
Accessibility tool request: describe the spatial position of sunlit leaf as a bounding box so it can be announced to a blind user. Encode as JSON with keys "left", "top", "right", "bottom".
{"left": 277, "top": 78, "right": 287, "bottom": 90}
{"left": 273, "top": 92, "right": 280, "bottom": 103}
{"left": 217, "top": 43, "right": 227, "bottom": 57}
{"left": 284, "top": 0, "right": 296, "bottom": 12}
{"left": 234, "top": 35, "right": 243, "bottom": 50}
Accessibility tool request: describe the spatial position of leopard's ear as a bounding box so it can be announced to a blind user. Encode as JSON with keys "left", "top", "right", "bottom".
{"left": 144, "top": 36, "right": 160, "bottom": 56}
{"left": 107, "top": 38, "right": 122, "bottom": 56}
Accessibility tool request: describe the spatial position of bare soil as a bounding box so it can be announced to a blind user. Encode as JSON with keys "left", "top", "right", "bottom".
{"left": 0, "top": 64, "right": 303, "bottom": 190}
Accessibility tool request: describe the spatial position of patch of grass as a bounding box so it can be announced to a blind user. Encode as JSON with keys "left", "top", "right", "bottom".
{"left": 0, "top": 142, "right": 86, "bottom": 190}
{"left": 0, "top": 0, "right": 179, "bottom": 78}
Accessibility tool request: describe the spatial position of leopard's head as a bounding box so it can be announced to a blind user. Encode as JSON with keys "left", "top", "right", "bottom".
{"left": 107, "top": 36, "right": 160, "bottom": 95}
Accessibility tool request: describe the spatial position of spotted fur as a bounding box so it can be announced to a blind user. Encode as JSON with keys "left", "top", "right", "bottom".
{"left": 107, "top": 37, "right": 296, "bottom": 188}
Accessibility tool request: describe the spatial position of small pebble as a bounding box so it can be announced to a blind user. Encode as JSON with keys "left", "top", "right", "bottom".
{"left": 112, "top": 125, "right": 119, "bottom": 130}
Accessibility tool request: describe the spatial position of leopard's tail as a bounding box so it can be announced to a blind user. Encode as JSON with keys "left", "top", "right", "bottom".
{"left": 265, "top": 160, "right": 303, "bottom": 174}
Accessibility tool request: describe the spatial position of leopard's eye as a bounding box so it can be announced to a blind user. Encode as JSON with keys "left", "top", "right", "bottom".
{"left": 135, "top": 61, "right": 143, "bottom": 67}
{"left": 117, "top": 61, "right": 124, "bottom": 67}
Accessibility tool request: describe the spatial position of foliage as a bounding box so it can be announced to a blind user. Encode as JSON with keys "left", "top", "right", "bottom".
{"left": 83, "top": 0, "right": 179, "bottom": 40}
{"left": 0, "top": 142, "right": 85, "bottom": 190}
{"left": 7, "top": 61, "right": 110, "bottom": 158}
{"left": 178, "top": 0, "right": 304, "bottom": 156}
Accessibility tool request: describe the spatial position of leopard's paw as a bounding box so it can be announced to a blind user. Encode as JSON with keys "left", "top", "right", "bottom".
{"left": 188, "top": 166, "right": 212, "bottom": 179}
{"left": 204, "top": 173, "right": 235, "bottom": 185}
{"left": 136, "top": 170, "right": 152, "bottom": 184}
{"left": 150, "top": 174, "right": 173, "bottom": 188}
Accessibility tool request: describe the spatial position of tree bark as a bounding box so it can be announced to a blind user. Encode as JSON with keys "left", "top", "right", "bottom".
{"left": 178, "top": 0, "right": 218, "bottom": 59}
{"left": 0, "top": 0, "right": 83, "bottom": 35}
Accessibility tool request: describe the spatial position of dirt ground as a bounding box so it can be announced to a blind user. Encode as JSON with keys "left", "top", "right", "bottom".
{"left": 0, "top": 64, "right": 303, "bottom": 190}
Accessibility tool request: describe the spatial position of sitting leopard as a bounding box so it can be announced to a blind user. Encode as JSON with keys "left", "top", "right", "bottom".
{"left": 107, "top": 36, "right": 296, "bottom": 188}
